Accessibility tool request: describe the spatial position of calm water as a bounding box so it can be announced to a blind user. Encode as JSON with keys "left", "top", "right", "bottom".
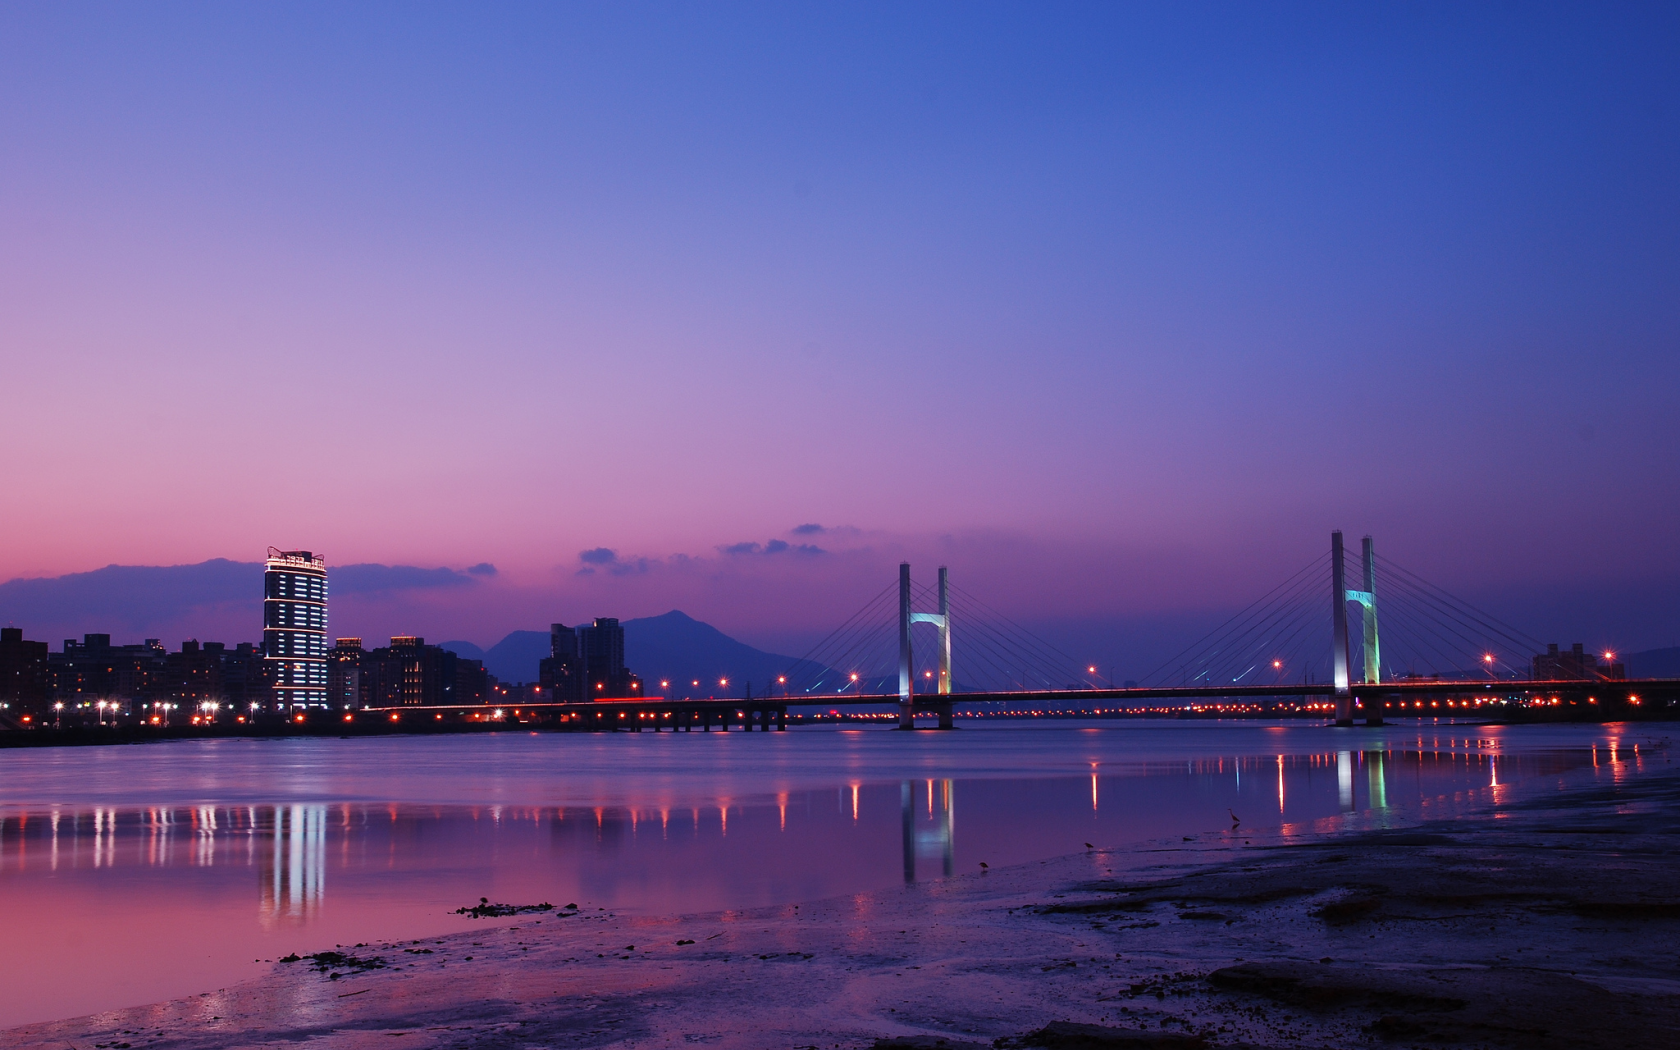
{"left": 0, "top": 720, "right": 1669, "bottom": 1028}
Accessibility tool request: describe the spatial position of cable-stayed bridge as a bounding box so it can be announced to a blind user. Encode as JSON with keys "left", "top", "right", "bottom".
{"left": 756, "top": 529, "right": 1675, "bottom": 728}
{"left": 367, "top": 530, "right": 1676, "bottom": 731}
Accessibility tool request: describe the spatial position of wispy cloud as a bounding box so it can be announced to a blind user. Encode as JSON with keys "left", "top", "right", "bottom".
{"left": 576, "top": 548, "right": 654, "bottom": 576}
{"left": 720, "top": 539, "right": 825, "bottom": 557}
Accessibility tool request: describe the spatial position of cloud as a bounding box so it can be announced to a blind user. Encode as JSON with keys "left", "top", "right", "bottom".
{"left": 466, "top": 562, "right": 498, "bottom": 577}
{"left": 0, "top": 560, "right": 256, "bottom": 634}
{"left": 721, "top": 539, "right": 826, "bottom": 557}
{"left": 576, "top": 548, "right": 652, "bottom": 576}
{"left": 331, "top": 564, "right": 480, "bottom": 595}
{"left": 0, "top": 559, "right": 486, "bottom": 642}
{"left": 791, "top": 523, "right": 825, "bottom": 535}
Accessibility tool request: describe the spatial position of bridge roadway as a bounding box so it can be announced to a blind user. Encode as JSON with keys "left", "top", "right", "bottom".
{"left": 365, "top": 677, "right": 1676, "bottom": 731}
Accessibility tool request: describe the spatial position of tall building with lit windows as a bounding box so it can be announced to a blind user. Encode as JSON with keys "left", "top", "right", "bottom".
{"left": 263, "top": 549, "right": 328, "bottom": 709}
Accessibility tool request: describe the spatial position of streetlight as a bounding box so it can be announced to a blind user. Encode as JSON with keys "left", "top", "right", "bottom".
{"left": 1483, "top": 654, "right": 1495, "bottom": 680}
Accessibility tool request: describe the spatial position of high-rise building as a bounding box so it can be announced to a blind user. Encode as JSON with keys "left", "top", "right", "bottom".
{"left": 327, "top": 638, "right": 364, "bottom": 709}
{"left": 352, "top": 636, "right": 486, "bottom": 707}
{"left": 50, "top": 634, "right": 167, "bottom": 706}
{"left": 577, "top": 618, "right": 642, "bottom": 699}
{"left": 0, "top": 627, "right": 50, "bottom": 716}
{"left": 1532, "top": 642, "right": 1625, "bottom": 681}
{"left": 540, "top": 623, "right": 581, "bottom": 701}
{"left": 264, "top": 548, "right": 328, "bottom": 709}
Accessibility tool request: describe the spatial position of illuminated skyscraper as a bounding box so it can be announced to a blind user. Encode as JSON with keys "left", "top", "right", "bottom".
{"left": 263, "top": 548, "right": 328, "bottom": 709}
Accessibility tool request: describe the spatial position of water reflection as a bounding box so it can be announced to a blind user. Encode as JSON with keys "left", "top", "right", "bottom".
{"left": 261, "top": 805, "right": 325, "bottom": 925}
{"left": 0, "top": 735, "right": 1654, "bottom": 1029}
{"left": 900, "top": 779, "right": 954, "bottom": 882}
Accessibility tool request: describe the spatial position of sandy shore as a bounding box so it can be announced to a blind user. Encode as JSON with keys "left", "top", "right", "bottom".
{"left": 10, "top": 756, "right": 1679, "bottom": 1050}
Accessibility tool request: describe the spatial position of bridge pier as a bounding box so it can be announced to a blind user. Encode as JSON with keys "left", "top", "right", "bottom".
{"left": 899, "top": 563, "right": 915, "bottom": 729}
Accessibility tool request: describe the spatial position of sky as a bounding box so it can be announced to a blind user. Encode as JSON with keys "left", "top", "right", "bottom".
{"left": 2, "top": 3, "right": 1678, "bottom": 672}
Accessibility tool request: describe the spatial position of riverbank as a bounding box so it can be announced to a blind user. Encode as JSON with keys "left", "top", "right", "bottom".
{"left": 7, "top": 741, "right": 1676, "bottom": 1049}
{"left": 4, "top": 708, "right": 1674, "bottom": 749}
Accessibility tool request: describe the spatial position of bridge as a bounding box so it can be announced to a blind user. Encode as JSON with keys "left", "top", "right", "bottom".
{"left": 362, "top": 530, "right": 1677, "bottom": 730}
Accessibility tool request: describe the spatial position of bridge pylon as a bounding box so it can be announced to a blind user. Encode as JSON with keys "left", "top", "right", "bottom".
{"left": 898, "top": 563, "right": 953, "bottom": 729}
{"left": 1331, "top": 531, "right": 1383, "bottom": 727}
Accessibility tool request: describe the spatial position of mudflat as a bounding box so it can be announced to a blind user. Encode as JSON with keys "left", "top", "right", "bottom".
{"left": 10, "top": 754, "right": 1678, "bottom": 1050}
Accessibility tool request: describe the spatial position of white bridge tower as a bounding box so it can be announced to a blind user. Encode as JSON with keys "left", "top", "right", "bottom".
{"left": 898, "top": 563, "right": 953, "bottom": 730}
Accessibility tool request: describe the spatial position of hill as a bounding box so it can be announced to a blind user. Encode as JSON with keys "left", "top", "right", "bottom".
{"left": 441, "top": 611, "right": 833, "bottom": 698}
{"left": 1625, "top": 647, "right": 1680, "bottom": 679}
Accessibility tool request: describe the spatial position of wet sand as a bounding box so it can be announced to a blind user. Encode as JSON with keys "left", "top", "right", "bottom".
{"left": 10, "top": 755, "right": 1678, "bottom": 1050}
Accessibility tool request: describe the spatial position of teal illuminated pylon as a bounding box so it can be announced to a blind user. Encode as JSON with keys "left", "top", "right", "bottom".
{"left": 1330, "top": 531, "right": 1382, "bottom": 726}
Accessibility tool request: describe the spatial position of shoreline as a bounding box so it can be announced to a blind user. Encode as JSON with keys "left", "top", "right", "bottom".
{"left": 7, "top": 745, "right": 1677, "bottom": 1048}
{"left": 3, "top": 710, "right": 1671, "bottom": 750}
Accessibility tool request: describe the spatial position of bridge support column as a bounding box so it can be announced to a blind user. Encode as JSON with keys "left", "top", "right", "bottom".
{"left": 1358, "top": 536, "right": 1383, "bottom": 726}
{"left": 937, "top": 566, "right": 951, "bottom": 700}
{"left": 777, "top": 707, "right": 786, "bottom": 731}
{"left": 898, "top": 562, "right": 915, "bottom": 730}
{"left": 1332, "top": 531, "right": 1354, "bottom": 725}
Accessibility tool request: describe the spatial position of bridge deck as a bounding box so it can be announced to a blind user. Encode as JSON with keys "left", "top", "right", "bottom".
{"left": 361, "top": 677, "right": 1677, "bottom": 720}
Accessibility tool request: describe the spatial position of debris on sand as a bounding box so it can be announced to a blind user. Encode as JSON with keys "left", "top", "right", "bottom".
{"left": 454, "top": 897, "right": 557, "bottom": 918}
{"left": 277, "top": 951, "right": 387, "bottom": 977}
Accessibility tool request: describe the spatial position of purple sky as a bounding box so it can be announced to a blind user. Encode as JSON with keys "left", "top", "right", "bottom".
{"left": 2, "top": 4, "right": 1677, "bottom": 668}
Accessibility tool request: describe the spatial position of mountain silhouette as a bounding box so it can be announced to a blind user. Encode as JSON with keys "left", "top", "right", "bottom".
{"left": 441, "top": 611, "right": 834, "bottom": 697}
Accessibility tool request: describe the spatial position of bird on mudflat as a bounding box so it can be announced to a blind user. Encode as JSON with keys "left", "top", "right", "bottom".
{"left": 1229, "top": 809, "right": 1242, "bottom": 827}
